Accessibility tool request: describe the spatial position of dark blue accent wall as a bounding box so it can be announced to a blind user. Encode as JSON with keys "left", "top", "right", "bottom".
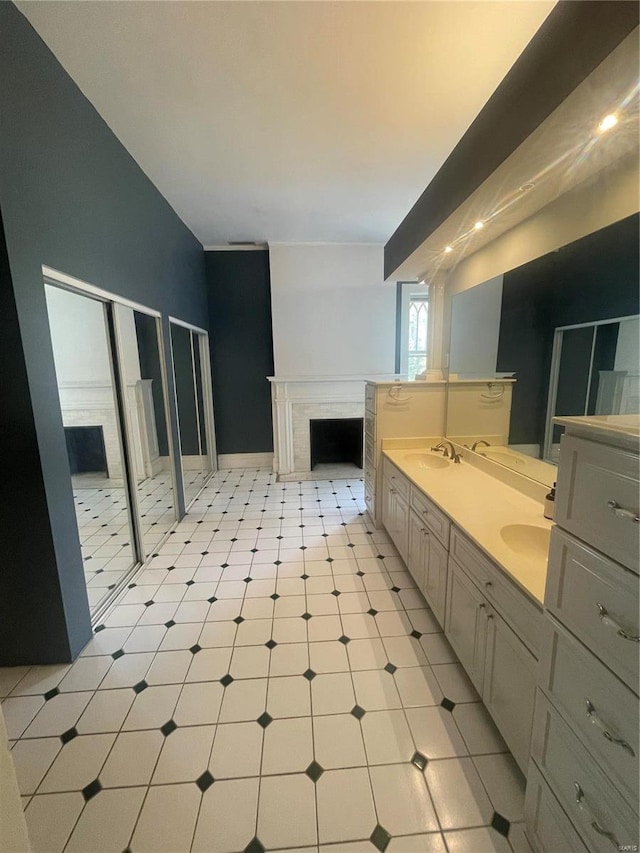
{"left": 496, "top": 213, "right": 639, "bottom": 446}
{"left": 0, "top": 2, "right": 208, "bottom": 664}
{"left": 205, "top": 250, "right": 274, "bottom": 455}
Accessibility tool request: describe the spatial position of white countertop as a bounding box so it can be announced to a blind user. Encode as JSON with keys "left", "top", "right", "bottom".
{"left": 383, "top": 447, "right": 551, "bottom": 605}
{"left": 555, "top": 414, "right": 640, "bottom": 452}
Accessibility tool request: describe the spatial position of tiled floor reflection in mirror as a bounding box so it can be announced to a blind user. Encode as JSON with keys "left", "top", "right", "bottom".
{"left": 2, "top": 469, "right": 531, "bottom": 853}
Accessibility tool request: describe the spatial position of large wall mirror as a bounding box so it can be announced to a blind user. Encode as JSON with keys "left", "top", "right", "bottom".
{"left": 44, "top": 275, "right": 178, "bottom": 618}
{"left": 446, "top": 213, "right": 639, "bottom": 486}
{"left": 169, "top": 319, "right": 216, "bottom": 508}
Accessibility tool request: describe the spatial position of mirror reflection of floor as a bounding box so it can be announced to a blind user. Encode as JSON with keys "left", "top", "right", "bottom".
{"left": 73, "top": 472, "right": 176, "bottom": 612}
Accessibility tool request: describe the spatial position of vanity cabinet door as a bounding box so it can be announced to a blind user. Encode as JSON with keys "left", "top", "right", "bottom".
{"left": 425, "top": 534, "right": 448, "bottom": 628}
{"left": 445, "top": 557, "right": 487, "bottom": 695}
{"left": 381, "top": 476, "right": 394, "bottom": 535}
{"left": 483, "top": 608, "right": 537, "bottom": 773}
{"left": 408, "top": 510, "right": 427, "bottom": 590}
{"left": 393, "top": 492, "right": 410, "bottom": 564}
{"left": 382, "top": 477, "right": 409, "bottom": 564}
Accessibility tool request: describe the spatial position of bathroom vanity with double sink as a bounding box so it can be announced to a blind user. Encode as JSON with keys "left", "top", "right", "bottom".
{"left": 375, "top": 415, "right": 639, "bottom": 853}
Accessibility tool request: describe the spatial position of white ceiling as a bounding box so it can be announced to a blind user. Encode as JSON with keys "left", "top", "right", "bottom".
{"left": 18, "top": 0, "right": 555, "bottom": 246}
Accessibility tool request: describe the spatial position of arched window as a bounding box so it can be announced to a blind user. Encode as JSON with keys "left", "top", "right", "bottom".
{"left": 408, "top": 297, "right": 428, "bottom": 378}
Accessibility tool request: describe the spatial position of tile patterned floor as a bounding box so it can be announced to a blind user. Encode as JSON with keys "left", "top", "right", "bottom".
{"left": 2, "top": 469, "right": 533, "bottom": 853}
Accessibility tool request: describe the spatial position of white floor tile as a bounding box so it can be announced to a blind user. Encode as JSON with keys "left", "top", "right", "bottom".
{"left": 352, "top": 670, "right": 402, "bottom": 711}
{"left": 58, "top": 657, "right": 113, "bottom": 693}
{"left": 130, "top": 783, "right": 201, "bottom": 853}
{"left": 316, "top": 767, "right": 376, "bottom": 844}
{"left": 313, "top": 714, "right": 366, "bottom": 769}
{"left": 262, "top": 717, "right": 313, "bottom": 774}
{"left": 432, "top": 664, "right": 480, "bottom": 703}
{"left": 425, "top": 757, "right": 494, "bottom": 830}
{"left": 473, "top": 753, "right": 526, "bottom": 822}
{"left": 444, "top": 827, "right": 512, "bottom": 853}
{"left": 76, "top": 689, "right": 135, "bottom": 734}
{"left": 1, "top": 696, "right": 46, "bottom": 739}
{"left": 11, "top": 737, "right": 61, "bottom": 795}
{"left": 311, "top": 673, "right": 356, "bottom": 716}
{"left": 209, "top": 721, "right": 263, "bottom": 778}
{"left": 370, "top": 763, "right": 439, "bottom": 835}
{"left": 152, "top": 724, "right": 216, "bottom": 784}
{"left": 218, "top": 678, "right": 267, "bottom": 723}
{"left": 65, "top": 786, "right": 146, "bottom": 853}
{"left": 100, "top": 730, "right": 164, "bottom": 787}
{"left": 192, "top": 777, "right": 260, "bottom": 853}
{"left": 394, "top": 666, "right": 443, "bottom": 708}
{"left": 122, "top": 684, "right": 181, "bottom": 731}
{"left": 39, "top": 732, "right": 115, "bottom": 792}
{"left": 309, "top": 641, "right": 350, "bottom": 673}
{"left": 23, "top": 692, "right": 92, "bottom": 738}
{"left": 258, "top": 773, "right": 317, "bottom": 849}
{"left": 453, "top": 702, "right": 507, "bottom": 756}
{"left": 230, "top": 645, "right": 270, "bottom": 679}
{"left": 25, "top": 791, "right": 84, "bottom": 853}
{"left": 269, "top": 642, "right": 309, "bottom": 677}
{"left": 9, "top": 665, "right": 70, "bottom": 696}
{"left": 405, "top": 706, "right": 468, "bottom": 759}
{"left": 386, "top": 834, "right": 447, "bottom": 852}
{"left": 361, "top": 710, "right": 414, "bottom": 765}
{"left": 186, "top": 647, "right": 233, "bottom": 682}
{"left": 267, "top": 676, "right": 311, "bottom": 718}
{"left": 173, "top": 682, "right": 223, "bottom": 726}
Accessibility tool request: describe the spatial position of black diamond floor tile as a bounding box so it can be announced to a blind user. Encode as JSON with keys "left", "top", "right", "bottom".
{"left": 491, "top": 812, "right": 511, "bottom": 837}
{"left": 370, "top": 824, "right": 391, "bottom": 852}
{"left": 196, "top": 770, "right": 215, "bottom": 793}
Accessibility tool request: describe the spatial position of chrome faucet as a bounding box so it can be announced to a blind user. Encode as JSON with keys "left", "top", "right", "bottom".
{"left": 431, "top": 440, "right": 463, "bottom": 463}
{"left": 471, "top": 440, "right": 490, "bottom": 452}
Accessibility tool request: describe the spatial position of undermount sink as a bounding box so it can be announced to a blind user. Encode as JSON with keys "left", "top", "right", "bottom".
{"left": 500, "top": 524, "right": 551, "bottom": 561}
{"left": 404, "top": 452, "right": 450, "bottom": 470}
{"left": 481, "top": 448, "right": 525, "bottom": 467}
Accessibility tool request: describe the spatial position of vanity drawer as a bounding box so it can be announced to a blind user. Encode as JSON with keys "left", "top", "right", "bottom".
{"left": 365, "top": 411, "right": 376, "bottom": 443}
{"left": 365, "top": 383, "right": 376, "bottom": 415}
{"left": 546, "top": 527, "right": 639, "bottom": 692}
{"left": 555, "top": 435, "right": 639, "bottom": 572}
{"left": 381, "top": 458, "right": 410, "bottom": 500}
{"left": 525, "top": 762, "right": 588, "bottom": 853}
{"left": 365, "top": 434, "right": 376, "bottom": 470}
{"left": 531, "top": 692, "right": 638, "bottom": 852}
{"left": 410, "top": 487, "right": 450, "bottom": 548}
{"left": 364, "top": 461, "right": 375, "bottom": 494}
{"left": 450, "top": 528, "right": 542, "bottom": 658}
{"left": 538, "top": 616, "right": 639, "bottom": 805}
{"left": 364, "top": 483, "right": 375, "bottom": 519}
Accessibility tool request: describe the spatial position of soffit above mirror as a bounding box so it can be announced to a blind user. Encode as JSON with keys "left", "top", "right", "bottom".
{"left": 386, "top": 13, "right": 639, "bottom": 281}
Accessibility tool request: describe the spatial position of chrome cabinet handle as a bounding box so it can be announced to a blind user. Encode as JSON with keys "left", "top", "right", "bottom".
{"left": 484, "top": 581, "right": 493, "bottom": 589}
{"left": 607, "top": 500, "right": 639, "bottom": 523}
{"left": 596, "top": 604, "right": 640, "bottom": 643}
{"left": 573, "top": 782, "right": 619, "bottom": 848}
{"left": 585, "top": 699, "right": 635, "bottom": 756}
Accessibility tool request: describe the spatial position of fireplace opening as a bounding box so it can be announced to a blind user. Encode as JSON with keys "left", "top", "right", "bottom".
{"left": 310, "top": 418, "right": 363, "bottom": 470}
{"left": 64, "top": 426, "right": 108, "bottom": 477}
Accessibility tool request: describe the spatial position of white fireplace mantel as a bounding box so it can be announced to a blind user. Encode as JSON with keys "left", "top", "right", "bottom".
{"left": 268, "top": 375, "right": 369, "bottom": 477}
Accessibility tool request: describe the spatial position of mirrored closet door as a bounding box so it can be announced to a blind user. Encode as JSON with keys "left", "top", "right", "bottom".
{"left": 44, "top": 277, "right": 178, "bottom": 617}
{"left": 169, "top": 320, "right": 216, "bottom": 508}
{"left": 113, "top": 304, "right": 177, "bottom": 558}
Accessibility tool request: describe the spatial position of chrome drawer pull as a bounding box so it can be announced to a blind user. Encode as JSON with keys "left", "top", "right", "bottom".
{"left": 573, "top": 783, "right": 619, "bottom": 848}
{"left": 585, "top": 698, "right": 635, "bottom": 756}
{"left": 606, "top": 500, "right": 639, "bottom": 523}
{"left": 596, "top": 604, "right": 640, "bottom": 643}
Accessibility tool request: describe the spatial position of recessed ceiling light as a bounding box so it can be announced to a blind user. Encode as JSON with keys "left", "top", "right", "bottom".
{"left": 519, "top": 182, "right": 535, "bottom": 193}
{"left": 444, "top": 246, "right": 453, "bottom": 254}
{"left": 598, "top": 114, "right": 618, "bottom": 133}
{"left": 474, "top": 221, "right": 484, "bottom": 230}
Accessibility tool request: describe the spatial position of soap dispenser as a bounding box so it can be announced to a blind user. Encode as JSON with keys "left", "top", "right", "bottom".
{"left": 544, "top": 482, "right": 556, "bottom": 520}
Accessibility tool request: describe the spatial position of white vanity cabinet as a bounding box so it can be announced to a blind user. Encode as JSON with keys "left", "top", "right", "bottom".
{"left": 382, "top": 458, "right": 448, "bottom": 624}
{"left": 525, "top": 419, "right": 640, "bottom": 853}
{"left": 380, "top": 454, "right": 543, "bottom": 773}
{"left": 445, "top": 530, "right": 540, "bottom": 772}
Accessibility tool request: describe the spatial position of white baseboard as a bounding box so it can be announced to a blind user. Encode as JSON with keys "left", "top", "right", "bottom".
{"left": 218, "top": 452, "right": 274, "bottom": 470}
